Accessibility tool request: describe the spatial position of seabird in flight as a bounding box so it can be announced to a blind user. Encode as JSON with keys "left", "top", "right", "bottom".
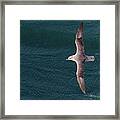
{"left": 66, "top": 22, "right": 95, "bottom": 94}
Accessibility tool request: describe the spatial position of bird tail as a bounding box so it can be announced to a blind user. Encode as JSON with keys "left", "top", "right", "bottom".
{"left": 85, "top": 55, "right": 95, "bottom": 62}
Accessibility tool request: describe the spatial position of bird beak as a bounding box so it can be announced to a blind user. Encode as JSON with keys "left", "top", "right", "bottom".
{"left": 66, "top": 58, "right": 69, "bottom": 60}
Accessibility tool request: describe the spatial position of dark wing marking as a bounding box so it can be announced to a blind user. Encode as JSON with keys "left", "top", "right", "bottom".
{"left": 76, "top": 61, "right": 86, "bottom": 94}
{"left": 75, "top": 22, "right": 85, "bottom": 55}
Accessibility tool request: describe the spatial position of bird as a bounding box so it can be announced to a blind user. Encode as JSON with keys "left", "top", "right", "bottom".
{"left": 66, "top": 22, "right": 95, "bottom": 94}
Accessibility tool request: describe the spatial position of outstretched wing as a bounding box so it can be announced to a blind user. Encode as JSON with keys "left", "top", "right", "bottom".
{"left": 75, "top": 22, "right": 85, "bottom": 55}
{"left": 76, "top": 61, "right": 86, "bottom": 94}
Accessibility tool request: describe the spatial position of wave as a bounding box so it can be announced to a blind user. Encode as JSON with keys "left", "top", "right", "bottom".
{"left": 84, "top": 93, "right": 100, "bottom": 99}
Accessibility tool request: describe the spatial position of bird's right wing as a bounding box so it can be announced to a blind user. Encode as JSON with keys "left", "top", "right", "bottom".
{"left": 75, "top": 22, "right": 85, "bottom": 55}
{"left": 76, "top": 61, "right": 86, "bottom": 94}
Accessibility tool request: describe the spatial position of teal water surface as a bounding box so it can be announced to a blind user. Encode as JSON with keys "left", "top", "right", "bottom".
{"left": 20, "top": 20, "right": 100, "bottom": 100}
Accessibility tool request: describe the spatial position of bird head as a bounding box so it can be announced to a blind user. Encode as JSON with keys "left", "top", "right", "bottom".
{"left": 66, "top": 55, "right": 74, "bottom": 61}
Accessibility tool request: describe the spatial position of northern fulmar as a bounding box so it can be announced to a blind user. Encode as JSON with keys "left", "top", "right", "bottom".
{"left": 66, "top": 22, "right": 95, "bottom": 94}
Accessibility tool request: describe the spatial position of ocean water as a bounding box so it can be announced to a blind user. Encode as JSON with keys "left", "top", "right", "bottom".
{"left": 20, "top": 20, "right": 100, "bottom": 100}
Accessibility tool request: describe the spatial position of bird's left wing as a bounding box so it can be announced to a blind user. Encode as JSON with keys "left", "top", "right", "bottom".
{"left": 75, "top": 22, "right": 85, "bottom": 55}
{"left": 76, "top": 61, "right": 86, "bottom": 94}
